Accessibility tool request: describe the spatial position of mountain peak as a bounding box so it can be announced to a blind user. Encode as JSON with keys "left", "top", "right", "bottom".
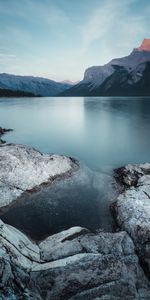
{"left": 138, "top": 39, "right": 150, "bottom": 51}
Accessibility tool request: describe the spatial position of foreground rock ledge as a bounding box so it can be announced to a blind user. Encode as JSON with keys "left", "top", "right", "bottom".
{"left": 0, "top": 141, "right": 150, "bottom": 298}
{"left": 115, "top": 163, "right": 150, "bottom": 277}
{"left": 0, "top": 143, "right": 79, "bottom": 208}
{"left": 0, "top": 220, "right": 150, "bottom": 299}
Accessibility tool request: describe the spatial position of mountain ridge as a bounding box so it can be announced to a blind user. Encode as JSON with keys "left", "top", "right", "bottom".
{"left": 61, "top": 39, "right": 150, "bottom": 96}
{"left": 1, "top": 39, "right": 150, "bottom": 97}
{"left": 0, "top": 73, "right": 72, "bottom": 97}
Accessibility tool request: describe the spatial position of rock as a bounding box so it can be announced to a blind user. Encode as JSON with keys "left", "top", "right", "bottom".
{"left": 0, "top": 127, "right": 13, "bottom": 136}
{"left": 0, "top": 139, "right": 6, "bottom": 145}
{"left": 115, "top": 163, "right": 150, "bottom": 187}
{"left": 0, "top": 144, "right": 79, "bottom": 208}
{"left": 0, "top": 138, "right": 150, "bottom": 298}
{"left": 0, "top": 220, "right": 150, "bottom": 299}
{"left": 0, "top": 219, "right": 40, "bottom": 264}
{"left": 39, "top": 226, "right": 89, "bottom": 261}
{"left": 114, "top": 163, "right": 150, "bottom": 275}
{"left": 0, "top": 126, "right": 13, "bottom": 145}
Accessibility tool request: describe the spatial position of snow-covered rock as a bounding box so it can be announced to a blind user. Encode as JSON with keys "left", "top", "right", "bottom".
{"left": 114, "top": 163, "right": 150, "bottom": 274}
{"left": 0, "top": 143, "right": 79, "bottom": 208}
{"left": 0, "top": 73, "right": 71, "bottom": 96}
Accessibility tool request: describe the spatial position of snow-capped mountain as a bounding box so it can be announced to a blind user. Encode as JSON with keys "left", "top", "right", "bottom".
{"left": 0, "top": 74, "right": 71, "bottom": 97}
{"left": 62, "top": 39, "right": 150, "bottom": 96}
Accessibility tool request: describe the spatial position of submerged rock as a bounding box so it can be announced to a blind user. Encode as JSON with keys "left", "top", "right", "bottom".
{"left": 0, "top": 220, "right": 150, "bottom": 299}
{"left": 114, "top": 163, "right": 150, "bottom": 276}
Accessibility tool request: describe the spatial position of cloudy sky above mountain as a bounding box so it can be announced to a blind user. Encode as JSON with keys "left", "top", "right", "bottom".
{"left": 0, "top": 0, "right": 149, "bottom": 81}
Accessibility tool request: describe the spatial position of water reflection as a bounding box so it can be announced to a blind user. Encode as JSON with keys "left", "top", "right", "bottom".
{"left": 0, "top": 166, "right": 118, "bottom": 240}
{"left": 1, "top": 96, "right": 150, "bottom": 169}
{"left": 0, "top": 96, "right": 150, "bottom": 238}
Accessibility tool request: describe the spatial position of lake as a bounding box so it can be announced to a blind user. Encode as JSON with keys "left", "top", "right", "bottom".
{"left": 1, "top": 96, "right": 150, "bottom": 169}
{"left": 0, "top": 96, "right": 150, "bottom": 239}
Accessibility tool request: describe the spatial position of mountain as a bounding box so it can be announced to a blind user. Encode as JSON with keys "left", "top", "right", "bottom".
{"left": 61, "top": 39, "right": 150, "bottom": 96}
{"left": 61, "top": 80, "right": 75, "bottom": 85}
{"left": 0, "top": 73, "right": 71, "bottom": 97}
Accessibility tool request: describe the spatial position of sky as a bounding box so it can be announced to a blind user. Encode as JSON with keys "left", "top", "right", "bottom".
{"left": 0, "top": 0, "right": 149, "bottom": 82}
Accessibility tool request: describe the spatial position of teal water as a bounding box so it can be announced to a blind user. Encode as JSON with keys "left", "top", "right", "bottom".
{"left": 0, "top": 96, "right": 150, "bottom": 239}
{"left": 0, "top": 96, "right": 150, "bottom": 170}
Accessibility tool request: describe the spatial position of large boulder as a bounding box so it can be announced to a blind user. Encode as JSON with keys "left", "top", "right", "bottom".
{"left": 114, "top": 163, "right": 150, "bottom": 274}
{"left": 0, "top": 143, "right": 79, "bottom": 208}
{"left": 0, "top": 220, "right": 150, "bottom": 299}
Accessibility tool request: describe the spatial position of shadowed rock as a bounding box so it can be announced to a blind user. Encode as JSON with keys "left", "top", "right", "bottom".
{"left": 114, "top": 163, "right": 150, "bottom": 277}
{"left": 0, "top": 220, "right": 150, "bottom": 299}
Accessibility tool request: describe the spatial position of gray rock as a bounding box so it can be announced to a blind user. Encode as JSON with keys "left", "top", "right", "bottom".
{"left": 0, "top": 143, "right": 79, "bottom": 208}
{"left": 0, "top": 221, "right": 150, "bottom": 299}
{"left": 39, "top": 226, "right": 89, "bottom": 261}
{"left": 0, "top": 126, "right": 12, "bottom": 146}
{"left": 115, "top": 163, "right": 150, "bottom": 275}
{"left": 0, "top": 141, "right": 150, "bottom": 299}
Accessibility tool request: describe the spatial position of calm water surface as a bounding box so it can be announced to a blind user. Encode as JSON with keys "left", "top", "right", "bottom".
{"left": 0, "top": 96, "right": 150, "bottom": 169}
{"left": 0, "top": 96, "right": 150, "bottom": 239}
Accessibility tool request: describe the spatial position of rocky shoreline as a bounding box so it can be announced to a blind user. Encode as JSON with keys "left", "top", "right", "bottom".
{"left": 114, "top": 164, "right": 150, "bottom": 279}
{"left": 0, "top": 127, "right": 150, "bottom": 299}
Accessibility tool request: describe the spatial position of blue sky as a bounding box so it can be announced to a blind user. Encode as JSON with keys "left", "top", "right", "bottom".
{"left": 0, "top": 0, "right": 149, "bottom": 81}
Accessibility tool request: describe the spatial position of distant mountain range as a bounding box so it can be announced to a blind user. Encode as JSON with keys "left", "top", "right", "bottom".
{"left": 0, "top": 74, "right": 71, "bottom": 97}
{"left": 62, "top": 39, "right": 150, "bottom": 96}
{"left": 0, "top": 39, "right": 150, "bottom": 97}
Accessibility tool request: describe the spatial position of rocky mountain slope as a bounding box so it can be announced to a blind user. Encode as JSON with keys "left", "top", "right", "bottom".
{"left": 0, "top": 73, "right": 71, "bottom": 97}
{"left": 62, "top": 39, "right": 150, "bottom": 96}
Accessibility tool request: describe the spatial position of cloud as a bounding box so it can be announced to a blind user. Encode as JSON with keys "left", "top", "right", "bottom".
{"left": 80, "top": 0, "right": 150, "bottom": 57}
{"left": 0, "top": 0, "right": 69, "bottom": 26}
{"left": 0, "top": 54, "right": 16, "bottom": 58}
{"left": 0, "top": 0, "right": 149, "bottom": 80}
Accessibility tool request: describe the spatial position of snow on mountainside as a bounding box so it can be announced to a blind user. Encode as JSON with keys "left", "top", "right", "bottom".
{"left": 61, "top": 39, "right": 150, "bottom": 96}
{"left": 0, "top": 73, "right": 71, "bottom": 96}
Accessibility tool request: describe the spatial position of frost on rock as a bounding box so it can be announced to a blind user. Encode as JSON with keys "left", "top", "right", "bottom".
{"left": 115, "top": 163, "right": 150, "bottom": 274}
{"left": 0, "top": 143, "right": 78, "bottom": 208}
